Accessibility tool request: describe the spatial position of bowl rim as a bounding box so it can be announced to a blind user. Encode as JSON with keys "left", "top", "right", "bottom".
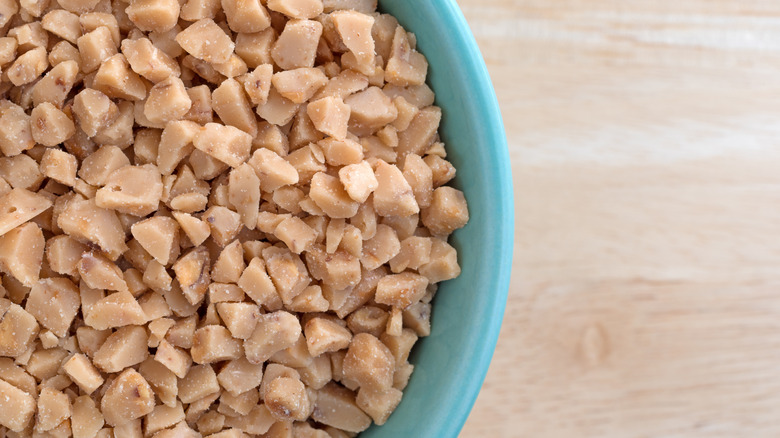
{"left": 433, "top": 1, "right": 514, "bottom": 434}
{"left": 376, "top": 0, "right": 515, "bottom": 435}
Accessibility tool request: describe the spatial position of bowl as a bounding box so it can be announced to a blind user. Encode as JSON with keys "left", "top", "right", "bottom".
{"left": 362, "top": 1, "right": 514, "bottom": 436}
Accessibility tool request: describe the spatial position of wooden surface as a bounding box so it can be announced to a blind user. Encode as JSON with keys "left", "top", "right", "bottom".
{"left": 457, "top": 1, "right": 780, "bottom": 436}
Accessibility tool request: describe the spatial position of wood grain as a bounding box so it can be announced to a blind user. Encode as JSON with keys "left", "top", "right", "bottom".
{"left": 457, "top": 0, "right": 780, "bottom": 436}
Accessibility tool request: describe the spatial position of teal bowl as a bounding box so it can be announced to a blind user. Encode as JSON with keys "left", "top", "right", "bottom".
{"left": 363, "top": 1, "right": 513, "bottom": 436}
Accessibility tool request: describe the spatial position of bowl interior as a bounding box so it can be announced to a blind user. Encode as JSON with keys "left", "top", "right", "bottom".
{"left": 361, "top": 1, "right": 513, "bottom": 437}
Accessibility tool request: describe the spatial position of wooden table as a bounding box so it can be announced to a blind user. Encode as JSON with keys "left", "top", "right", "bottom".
{"left": 458, "top": 1, "right": 780, "bottom": 436}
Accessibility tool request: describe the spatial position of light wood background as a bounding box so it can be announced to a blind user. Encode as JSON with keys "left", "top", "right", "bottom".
{"left": 457, "top": 0, "right": 780, "bottom": 436}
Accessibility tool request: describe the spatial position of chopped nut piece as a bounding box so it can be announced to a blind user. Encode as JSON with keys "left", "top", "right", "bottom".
{"left": 145, "top": 76, "right": 192, "bottom": 124}
{"left": 212, "top": 240, "right": 245, "bottom": 283}
{"left": 172, "top": 246, "right": 211, "bottom": 305}
{"left": 93, "top": 325, "right": 149, "bottom": 373}
{"left": 268, "top": 0, "right": 322, "bottom": 19}
{"left": 72, "top": 395, "right": 105, "bottom": 438}
{"left": 272, "top": 68, "right": 327, "bottom": 104}
{"left": 193, "top": 123, "right": 252, "bottom": 168}
{"left": 179, "top": 0, "right": 220, "bottom": 21}
{"left": 35, "top": 388, "right": 71, "bottom": 432}
{"left": 121, "top": 37, "right": 181, "bottom": 83}
{"left": 309, "top": 172, "right": 359, "bottom": 219}
{"left": 307, "top": 96, "right": 350, "bottom": 140}
{"left": 216, "top": 357, "right": 263, "bottom": 397}
{"left": 346, "top": 306, "right": 387, "bottom": 337}
{"left": 42, "top": 10, "right": 81, "bottom": 43}
{"left": 48, "top": 40, "right": 81, "bottom": 67}
{"left": 314, "top": 69, "right": 369, "bottom": 100}
{"left": 385, "top": 26, "right": 427, "bottom": 86}
{"left": 25, "top": 277, "right": 80, "bottom": 336}
{"left": 212, "top": 78, "right": 257, "bottom": 136}
{"left": 131, "top": 217, "right": 179, "bottom": 265}
{"left": 100, "top": 368, "right": 156, "bottom": 427}
{"left": 356, "top": 386, "right": 402, "bottom": 426}
{"left": 338, "top": 161, "right": 377, "bottom": 203}
{"left": 424, "top": 154, "right": 457, "bottom": 188}
{"left": 343, "top": 333, "right": 394, "bottom": 390}
{"left": 157, "top": 120, "right": 199, "bottom": 175}
{"left": 0, "top": 222, "right": 45, "bottom": 286}
{"left": 144, "top": 260, "right": 173, "bottom": 292}
{"left": 197, "top": 411, "right": 225, "bottom": 435}
{"left": 203, "top": 206, "right": 243, "bottom": 247}
{"left": 397, "top": 106, "right": 441, "bottom": 159}
{"left": 145, "top": 402, "right": 185, "bottom": 436}
{"left": 0, "top": 103, "right": 35, "bottom": 157}
{"left": 26, "top": 346, "right": 68, "bottom": 380}
{"left": 256, "top": 87, "right": 300, "bottom": 126}
{"left": 78, "top": 145, "right": 131, "bottom": 186}
{"left": 311, "top": 383, "right": 371, "bottom": 433}
{"left": 374, "top": 271, "right": 428, "bottom": 309}
{"left": 245, "top": 310, "right": 301, "bottom": 364}
{"left": 182, "top": 54, "right": 225, "bottom": 84}
{"left": 93, "top": 54, "right": 147, "bottom": 101}
{"left": 73, "top": 88, "right": 119, "bottom": 137}
{"left": 0, "top": 378, "right": 36, "bottom": 432}
{"left": 235, "top": 28, "right": 275, "bottom": 69}
{"left": 238, "top": 64, "right": 273, "bottom": 105}
{"left": 153, "top": 340, "right": 190, "bottom": 380}
{"left": 222, "top": 0, "right": 271, "bottom": 33}
{"left": 80, "top": 13, "right": 122, "bottom": 46}
{"left": 226, "top": 164, "right": 260, "bottom": 229}
{"left": 31, "top": 104, "right": 76, "bottom": 148}
{"left": 172, "top": 211, "right": 211, "bottom": 246}
{"left": 212, "top": 53, "right": 250, "bottom": 78}
{"left": 372, "top": 160, "right": 420, "bottom": 217}
{"left": 215, "top": 302, "right": 260, "bottom": 340}
{"left": 171, "top": 192, "right": 208, "bottom": 213}
{"left": 345, "top": 86, "right": 397, "bottom": 131}
{"left": 0, "top": 189, "right": 52, "bottom": 236}
{"left": 7, "top": 47, "right": 48, "bottom": 86}
{"left": 190, "top": 149, "right": 230, "bottom": 179}
{"left": 95, "top": 164, "right": 164, "bottom": 217}
{"left": 288, "top": 285, "right": 329, "bottom": 313}
{"left": 76, "top": 326, "right": 110, "bottom": 358}
{"left": 39, "top": 330, "right": 59, "bottom": 349}
{"left": 78, "top": 252, "right": 128, "bottom": 292}
{"left": 57, "top": 0, "right": 101, "bottom": 14}
{"left": 138, "top": 357, "right": 178, "bottom": 408}
{"left": 274, "top": 216, "right": 316, "bottom": 254}
{"left": 0, "top": 300, "right": 39, "bottom": 357}
{"left": 126, "top": 0, "right": 180, "bottom": 33}
{"left": 148, "top": 317, "right": 175, "bottom": 348}
{"left": 237, "top": 257, "right": 279, "bottom": 308}
{"left": 191, "top": 325, "right": 242, "bottom": 363}
{"left": 176, "top": 19, "right": 234, "bottom": 64}
{"left": 389, "top": 236, "right": 432, "bottom": 273}
{"left": 0, "top": 154, "right": 44, "bottom": 191}
{"left": 304, "top": 317, "right": 351, "bottom": 357}
{"left": 331, "top": 10, "right": 374, "bottom": 70}
{"left": 272, "top": 19, "right": 322, "bottom": 70}
{"left": 63, "top": 353, "right": 104, "bottom": 394}
{"left": 84, "top": 291, "right": 147, "bottom": 330}
{"left": 178, "top": 364, "right": 219, "bottom": 404}
{"left": 184, "top": 84, "right": 214, "bottom": 124}
{"left": 420, "top": 186, "right": 468, "bottom": 236}
{"left": 264, "top": 377, "right": 311, "bottom": 421}
{"left": 418, "top": 238, "right": 460, "bottom": 283}
{"left": 247, "top": 148, "right": 299, "bottom": 192}
{"left": 77, "top": 26, "right": 118, "bottom": 73}
{"left": 319, "top": 138, "right": 363, "bottom": 166}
